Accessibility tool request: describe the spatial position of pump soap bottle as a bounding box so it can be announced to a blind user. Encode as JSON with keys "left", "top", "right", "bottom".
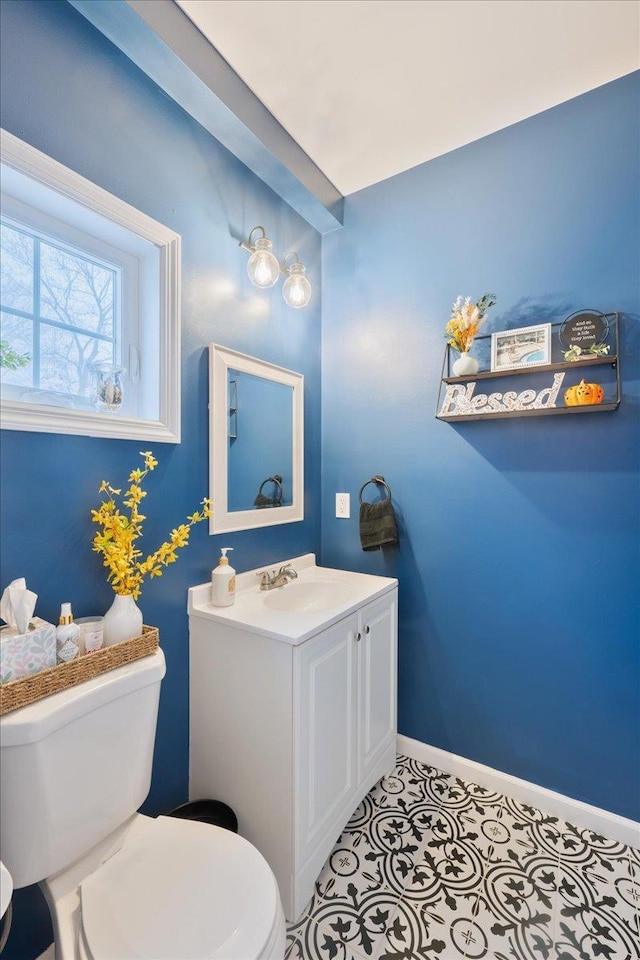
{"left": 56, "top": 602, "right": 81, "bottom": 663}
{"left": 211, "top": 547, "right": 236, "bottom": 607}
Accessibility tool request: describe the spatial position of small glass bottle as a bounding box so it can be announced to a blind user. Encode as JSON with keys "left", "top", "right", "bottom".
{"left": 56, "top": 602, "right": 80, "bottom": 664}
{"left": 92, "top": 362, "right": 125, "bottom": 413}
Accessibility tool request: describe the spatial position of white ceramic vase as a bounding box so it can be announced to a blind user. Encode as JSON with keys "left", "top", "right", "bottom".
{"left": 452, "top": 352, "right": 480, "bottom": 376}
{"left": 103, "top": 593, "right": 143, "bottom": 646}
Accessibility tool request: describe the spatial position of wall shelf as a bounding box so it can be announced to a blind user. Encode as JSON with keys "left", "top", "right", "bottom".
{"left": 436, "top": 313, "right": 621, "bottom": 422}
{"left": 442, "top": 354, "right": 618, "bottom": 385}
{"left": 437, "top": 401, "right": 620, "bottom": 424}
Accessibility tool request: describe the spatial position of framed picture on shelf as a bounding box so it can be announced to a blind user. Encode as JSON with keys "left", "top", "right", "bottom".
{"left": 491, "top": 323, "right": 551, "bottom": 372}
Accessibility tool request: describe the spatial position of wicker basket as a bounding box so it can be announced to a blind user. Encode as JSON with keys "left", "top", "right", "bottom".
{"left": 0, "top": 625, "right": 159, "bottom": 716}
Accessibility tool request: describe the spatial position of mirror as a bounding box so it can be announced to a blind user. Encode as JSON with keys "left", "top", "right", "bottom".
{"left": 209, "top": 344, "right": 304, "bottom": 533}
{"left": 226, "top": 370, "right": 293, "bottom": 512}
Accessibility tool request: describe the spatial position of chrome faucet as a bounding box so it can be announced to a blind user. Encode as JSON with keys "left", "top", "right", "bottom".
{"left": 257, "top": 564, "right": 298, "bottom": 590}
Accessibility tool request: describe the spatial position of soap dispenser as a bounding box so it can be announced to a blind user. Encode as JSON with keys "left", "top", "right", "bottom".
{"left": 211, "top": 547, "right": 236, "bottom": 607}
{"left": 56, "top": 602, "right": 81, "bottom": 663}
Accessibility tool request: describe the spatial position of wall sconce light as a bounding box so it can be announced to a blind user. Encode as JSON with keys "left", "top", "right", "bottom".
{"left": 282, "top": 254, "right": 312, "bottom": 309}
{"left": 242, "top": 226, "right": 280, "bottom": 288}
{"left": 239, "top": 226, "right": 312, "bottom": 308}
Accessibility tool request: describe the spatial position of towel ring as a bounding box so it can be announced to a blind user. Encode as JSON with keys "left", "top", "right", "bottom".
{"left": 359, "top": 475, "right": 392, "bottom": 504}
{"left": 258, "top": 473, "right": 282, "bottom": 500}
{"left": 258, "top": 475, "right": 282, "bottom": 498}
{"left": 255, "top": 475, "right": 283, "bottom": 508}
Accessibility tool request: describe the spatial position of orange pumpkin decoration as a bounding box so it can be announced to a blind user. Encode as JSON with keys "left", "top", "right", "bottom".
{"left": 564, "top": 379, "right": 605, "bottom": 406}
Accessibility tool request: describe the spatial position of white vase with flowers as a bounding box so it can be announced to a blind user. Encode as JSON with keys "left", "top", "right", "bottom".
{"left": 446, "top": 293, "right": 497, "bottom": 375}
{"left": 92, "top": 451, "right": 211, "bottom": 646}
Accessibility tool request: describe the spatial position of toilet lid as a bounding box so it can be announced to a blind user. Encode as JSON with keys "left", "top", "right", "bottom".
{"left": 80, "top": 816, "right": 278, "bottom": 960}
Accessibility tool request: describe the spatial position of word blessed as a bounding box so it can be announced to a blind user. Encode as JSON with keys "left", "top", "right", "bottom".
{"left": 440, "top": 372, "right": 566, "bottom": 417}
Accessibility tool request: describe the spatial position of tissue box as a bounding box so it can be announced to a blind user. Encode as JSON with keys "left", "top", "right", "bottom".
{"left": 0, "top": 617, "right": 57, "bottom": 684}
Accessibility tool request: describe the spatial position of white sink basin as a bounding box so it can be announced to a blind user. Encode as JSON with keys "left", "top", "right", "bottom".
{"left": 262, "top": 578, "right": 355, "bottom": 613}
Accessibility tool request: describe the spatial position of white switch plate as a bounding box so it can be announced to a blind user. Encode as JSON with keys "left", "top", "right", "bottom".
{"left": 335, "top": 492, "right": 350, "bottom": 518}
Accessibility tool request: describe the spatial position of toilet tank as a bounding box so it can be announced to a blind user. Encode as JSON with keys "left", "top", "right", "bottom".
{"left": 0, "top": 648, "right": 166, "bottom": 888}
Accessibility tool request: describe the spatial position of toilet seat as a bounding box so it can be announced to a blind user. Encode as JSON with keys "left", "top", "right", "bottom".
{"left": 77, "top": 815, "right": 281, "bottom": 959}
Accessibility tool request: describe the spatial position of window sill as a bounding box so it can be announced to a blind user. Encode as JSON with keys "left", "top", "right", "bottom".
{"left": 0, "top": 399, "right": 180, "bottom": 443}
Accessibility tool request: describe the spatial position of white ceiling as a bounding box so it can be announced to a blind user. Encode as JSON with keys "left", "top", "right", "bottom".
{"left": 176, "top": 0, "right": 639, "bottom": 196}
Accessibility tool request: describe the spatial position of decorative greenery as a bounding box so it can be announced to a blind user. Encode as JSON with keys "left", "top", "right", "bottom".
{"left": 563, "top": 342, "right": 610, "bottom": 362}
{"left": 92, "top": 451, "right": 211, "bottom": 599}
{"left": 0, "top": 339, "right": 31, "bottom": 370}
{"left": 445, "top": 293, "right": 497, "bottom": 354}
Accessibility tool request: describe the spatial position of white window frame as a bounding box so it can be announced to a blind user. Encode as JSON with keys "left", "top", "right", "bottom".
{"left": 0, "top": 129, "right": 181, "bottom": 442}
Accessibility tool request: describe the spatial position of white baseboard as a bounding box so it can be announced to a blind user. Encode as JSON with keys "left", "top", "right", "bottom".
{"left": 397, "top": 735, "right": 640, "bottom": 850}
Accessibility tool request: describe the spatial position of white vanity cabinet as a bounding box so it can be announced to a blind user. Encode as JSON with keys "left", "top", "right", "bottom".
{"left": 294, "top": 593, "right": 397, "bottom": 888}
{"left": 188, "top": 560, "right": 397, "bottom": 921}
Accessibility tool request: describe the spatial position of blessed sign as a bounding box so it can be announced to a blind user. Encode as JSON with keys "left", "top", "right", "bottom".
{"left": 440, "top": 372, "right": 566, "bottom": 417}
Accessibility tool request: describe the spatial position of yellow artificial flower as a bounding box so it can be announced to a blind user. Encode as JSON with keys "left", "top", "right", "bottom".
{"left": 91, "top": 451, "right": 211, "bottom": 599}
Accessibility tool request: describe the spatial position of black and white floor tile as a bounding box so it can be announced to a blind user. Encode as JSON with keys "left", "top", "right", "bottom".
{"left": 286, "top": 755, "right": 640, "bottom": 960}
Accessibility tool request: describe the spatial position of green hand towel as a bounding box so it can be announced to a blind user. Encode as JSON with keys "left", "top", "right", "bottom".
{"left": 359, "top": 499, "right": 399, "bottom": 551}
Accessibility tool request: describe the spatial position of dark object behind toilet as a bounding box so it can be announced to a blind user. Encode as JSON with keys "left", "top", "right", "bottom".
{"left": 167, "top": 799, "right": 238, "bottom": 833}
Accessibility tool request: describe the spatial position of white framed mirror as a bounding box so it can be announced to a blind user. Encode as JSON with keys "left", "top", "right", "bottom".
{"left": 209, "top": 344, "right": 304, "bottom": 534}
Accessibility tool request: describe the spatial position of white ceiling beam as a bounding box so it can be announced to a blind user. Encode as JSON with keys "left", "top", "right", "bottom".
{"left": 68, "top": 0, "right": 344, "bottom": 234}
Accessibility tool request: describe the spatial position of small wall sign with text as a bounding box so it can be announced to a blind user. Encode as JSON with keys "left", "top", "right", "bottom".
{"left": 439, "top": 372, "right": 566, "bottom": 417}
{"left": 559, "top": 310, "right": 609, "bottom": 351}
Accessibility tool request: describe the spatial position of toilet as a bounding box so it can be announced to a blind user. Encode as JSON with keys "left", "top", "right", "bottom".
{"left": 0, "top": 649, "right": 286, "bottom": 959}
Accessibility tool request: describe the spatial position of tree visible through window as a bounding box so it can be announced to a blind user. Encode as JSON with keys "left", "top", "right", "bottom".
{"left": 0, "top": 219, "right": 119, "bottom": 403}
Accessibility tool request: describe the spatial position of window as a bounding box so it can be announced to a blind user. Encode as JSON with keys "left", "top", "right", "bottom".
{"left": 0, "top": 130, "right": 181, "bottom": 442}
{"left": 1, "top": 212, "right": 124, "bottom": 408}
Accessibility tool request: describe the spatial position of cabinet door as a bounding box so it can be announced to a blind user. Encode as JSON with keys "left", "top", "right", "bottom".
{"left": 294, "top": 612, "right": 359, "bottom": 866}
{"left": 358, "top": 591, "right": 397, "bottom": 784}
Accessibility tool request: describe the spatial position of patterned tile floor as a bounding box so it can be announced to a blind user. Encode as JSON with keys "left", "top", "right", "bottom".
{"left": 286, "top": 755, "right": 640, "bottom": 960}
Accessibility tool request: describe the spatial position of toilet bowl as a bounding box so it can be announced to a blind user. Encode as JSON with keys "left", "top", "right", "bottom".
{"left": 0, "top": 649, "right": 286, "bottom": 960}
{"left": 43, "top": 814, "right": 286, "bottom": 960}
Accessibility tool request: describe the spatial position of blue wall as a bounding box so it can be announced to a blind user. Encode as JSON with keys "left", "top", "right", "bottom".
{"left": 0, "top": 2, "right": 321, "bottom": 956}
{"left": 1, "top": 3, "right": 639, "bottom": 957}
{"left": 321, "top": 72, "right": 640, "bottom": 823}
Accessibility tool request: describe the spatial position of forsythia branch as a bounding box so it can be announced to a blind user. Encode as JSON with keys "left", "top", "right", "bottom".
{"left": 91, "top": 451, "right": 212, "bottom": 599}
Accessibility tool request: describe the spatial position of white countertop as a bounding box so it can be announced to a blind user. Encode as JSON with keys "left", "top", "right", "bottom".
{"left": 188, "top": 554, "right": 397, "bottom": 645}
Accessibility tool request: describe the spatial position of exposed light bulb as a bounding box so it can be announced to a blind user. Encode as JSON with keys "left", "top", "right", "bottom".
{"left": 247, "top": 237, "right": 280, "bottom": 289}
{"left": 283, "top": 260, "right": 312, "bottom": 308}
